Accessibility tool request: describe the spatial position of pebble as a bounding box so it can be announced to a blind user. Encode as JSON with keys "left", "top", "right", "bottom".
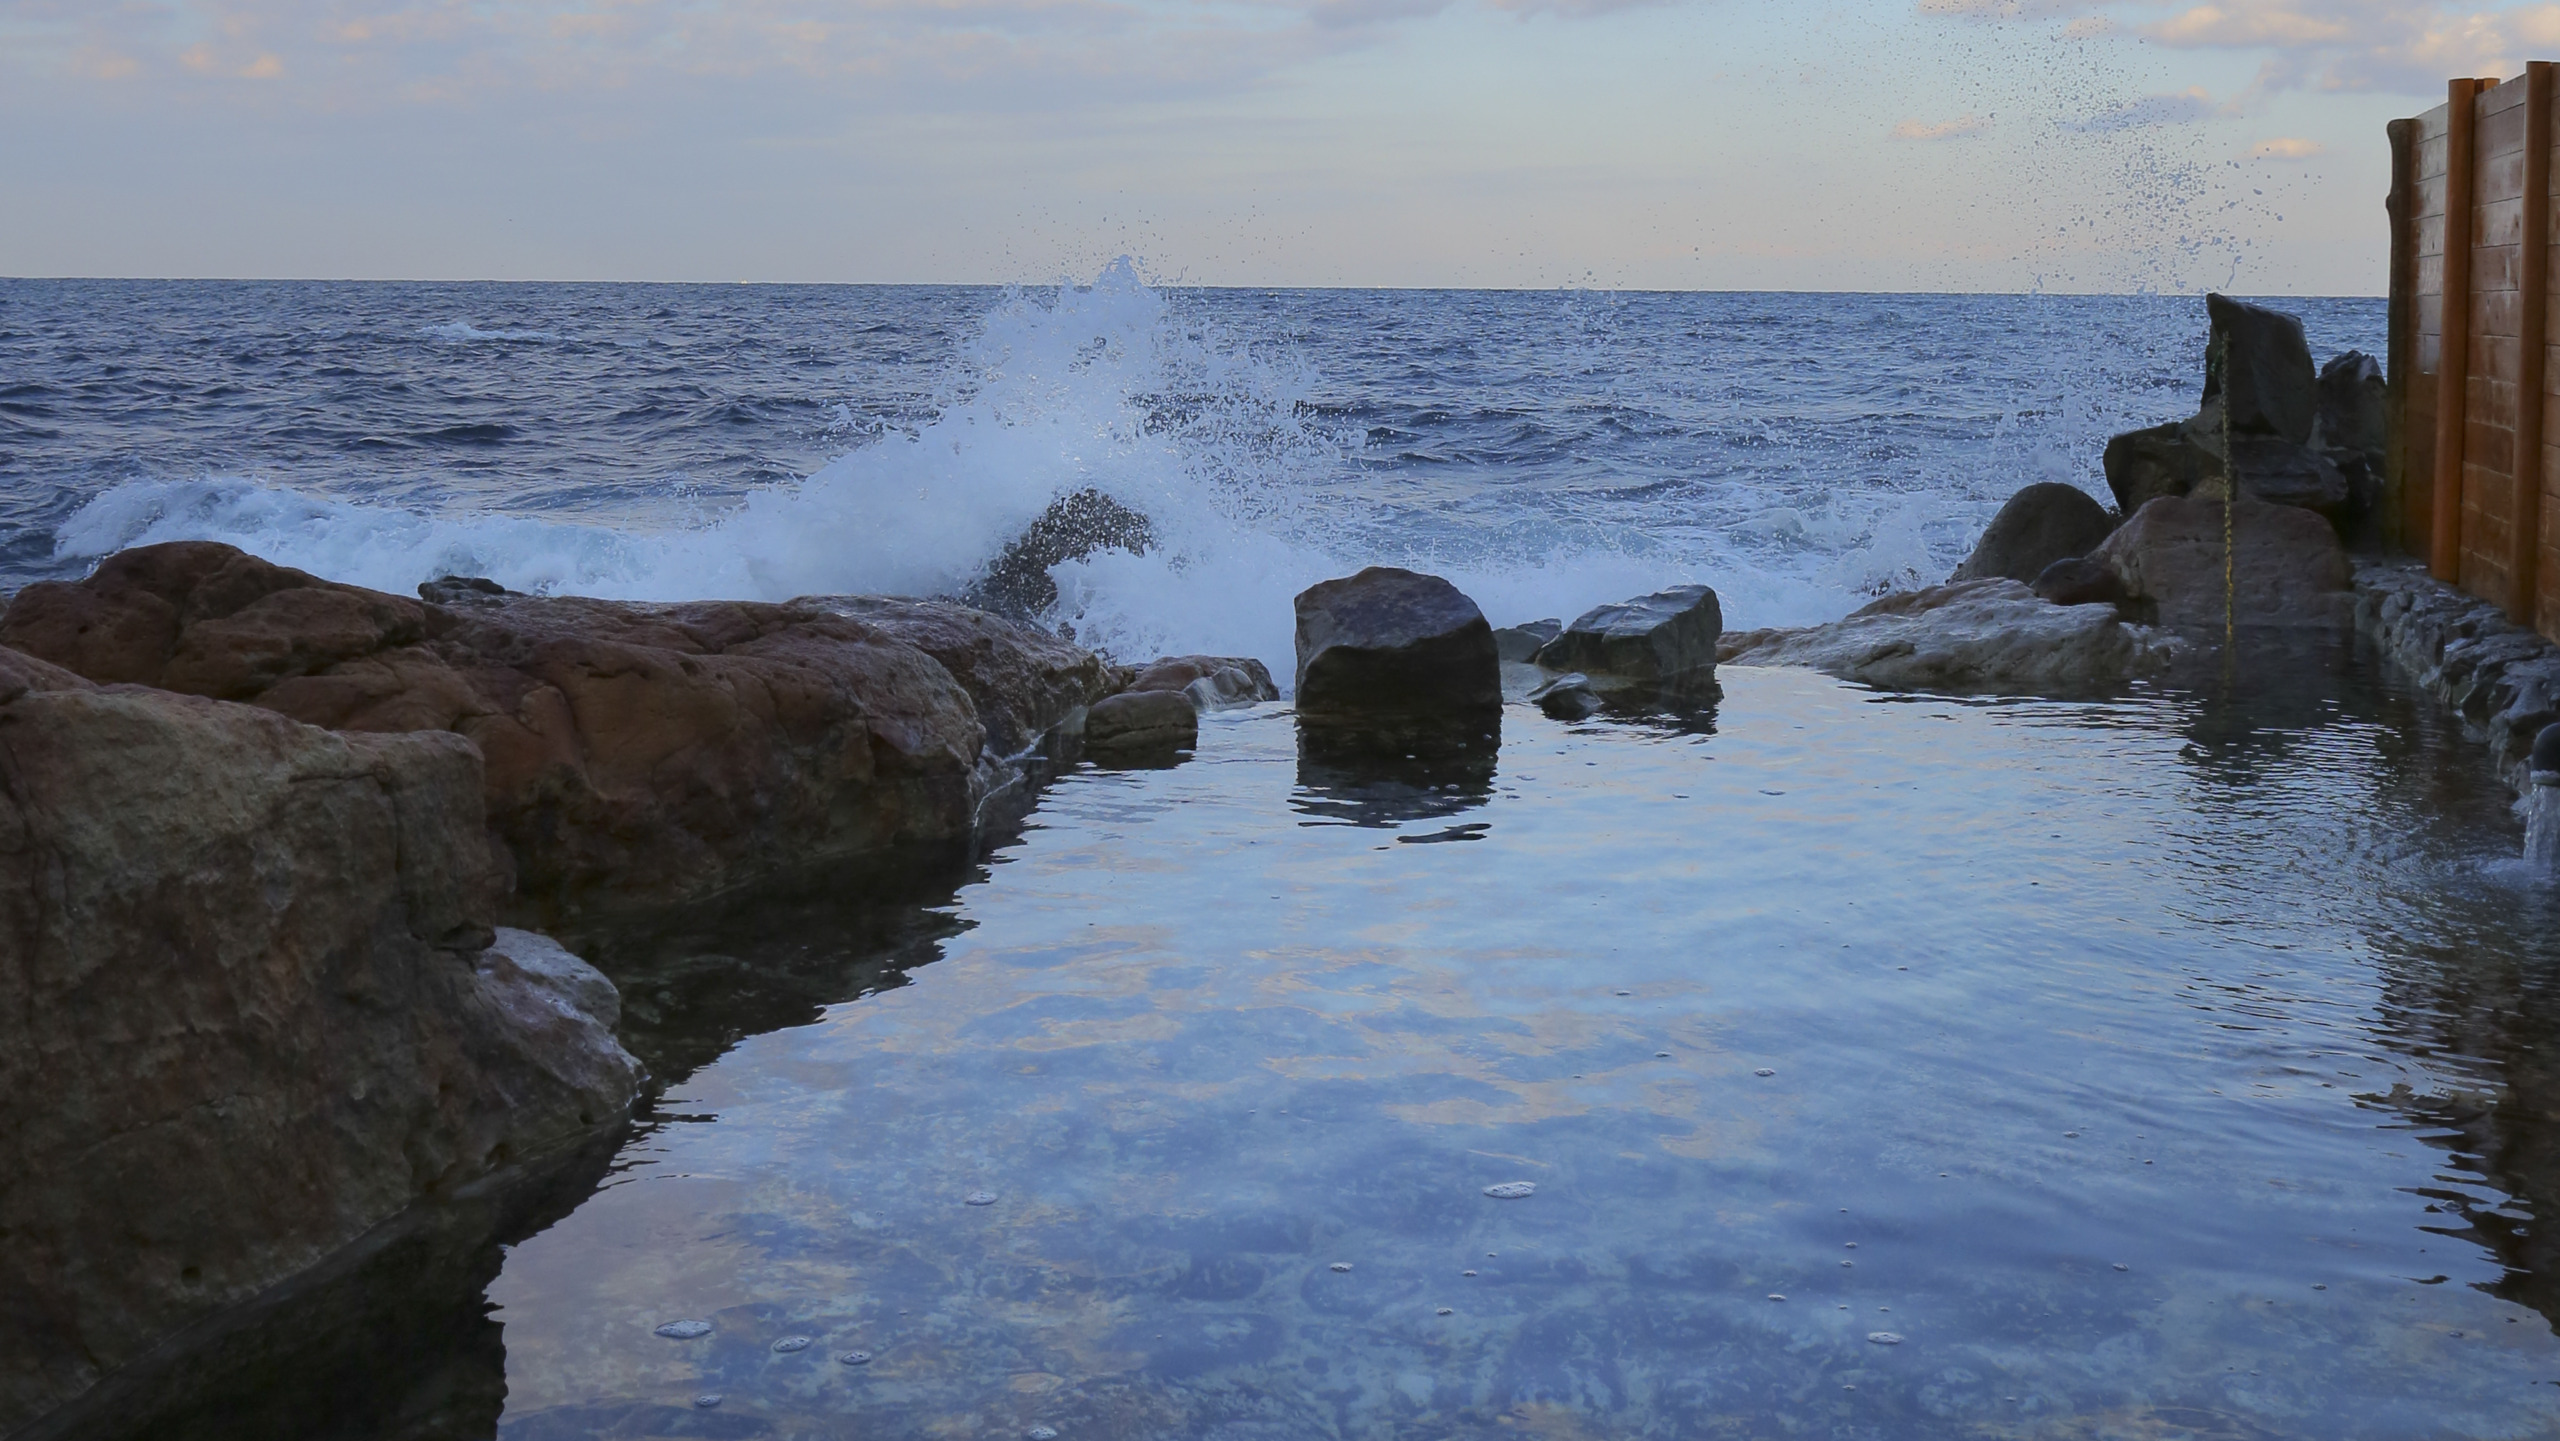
{"left": 653, "top": 1320, "right": 713, "bottom": 1340}
{"left": 1867, "top": 1331, "right": 1904, "bottom": 1345}
{"left": 1483, "top": 1181, "right": 1537, "bottom": 1200}
{"left": 771, "top": 1335, "right": 813, "bottom": 1353}
{"left": 1028, "top": 1429, "right": 1060, "bottom": 1440}
{"left": 1330, "top": 1262, "right": 1354, "bottom": 1272}
{"left": 965, "top": 1191, "right": 999, "bottom": 1206}
{"left": 1754, "top": 1068, "right": 1776, "bottom": 1078}
{"left": 838, "top": 1350, "right": 874, "bottom": 1366}
{"left": 694, "top": 1394, "right": 724, "bottom": 1410}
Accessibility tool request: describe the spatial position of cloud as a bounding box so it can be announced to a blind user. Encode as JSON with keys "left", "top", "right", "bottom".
{"left": 1892, "top": 113, "right": 1991, "bottom": 139}
{"left": 2249, "top": 135, "right": 2324, "bottom": 157}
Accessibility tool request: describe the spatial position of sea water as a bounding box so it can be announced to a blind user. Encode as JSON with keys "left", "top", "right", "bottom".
{"left": 20, "top": 273, "right": 2554, "bottom": 1439}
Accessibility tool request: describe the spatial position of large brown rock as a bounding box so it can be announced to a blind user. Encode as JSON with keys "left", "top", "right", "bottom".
{"left": 0, "top": 648, "right": 641, "bottom": 1434}
{"left": 2091, "top": 494, "right": 2351, "bottom": 631}
{"left": 1129, "top": 654, "right": 1280, "bottom": 711}
{"left": 1719, "top": 578, "right": 2179, "bottom": 695}
{"left": 0, "top": 543, "right": 1114, "bottom": 920}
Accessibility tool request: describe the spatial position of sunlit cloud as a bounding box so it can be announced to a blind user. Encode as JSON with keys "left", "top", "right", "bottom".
{"left": 1892, "top": 113, "right": 1992, "bottom": 139}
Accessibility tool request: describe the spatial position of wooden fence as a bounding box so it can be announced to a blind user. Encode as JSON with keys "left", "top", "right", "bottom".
{"left": 2390, "top": 65, "right": 2560, "bottom": 634}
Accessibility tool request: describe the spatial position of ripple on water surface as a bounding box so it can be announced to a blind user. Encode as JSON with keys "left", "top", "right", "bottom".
{"left": 490, "top": 665, "right": 2560, "bottom": 1439}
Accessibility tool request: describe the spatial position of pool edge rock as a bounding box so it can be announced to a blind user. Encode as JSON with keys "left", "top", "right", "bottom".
{"left": 2352, "top": 557, "right": 2560, "bottom": 794}
{"left": 0, "top": 646, "right": 644, "bottom": 1436}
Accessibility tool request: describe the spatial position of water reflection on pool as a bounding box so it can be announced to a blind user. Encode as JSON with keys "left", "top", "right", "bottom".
{"left": 492, "top": 663, "right": 2560, "bottom": 1439}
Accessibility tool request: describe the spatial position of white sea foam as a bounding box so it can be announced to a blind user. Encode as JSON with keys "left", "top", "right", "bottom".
{"left": 59, "top": 261, "right": 2079, "bottom": 690}
{"left": 418, "top": 321, "right": 562, "bottom": 342}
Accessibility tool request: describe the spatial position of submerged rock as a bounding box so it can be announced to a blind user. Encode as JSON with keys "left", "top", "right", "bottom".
{"left": 1492, "top": 619, "right": 1561, "bottom": 663}
{"left": 1084, "top": 689, "right": 1198, "bottom": 760}
{"left": 2090, "top": 494, "right": 2351, "bottom": 632}
{"left": 1128, "top": 654, "right": 1279, "bottom": 711}
{"left": 1527, "top": 672, "right": 1602, "bottom": 720}
{"left": 1293, "top": 567, "right": 1501, "bottom": 743}
{"left": 964, "top": 487, "right": 1155, "bottom": 620}
{"left": 0, "top": 646, "right": 641, "bottom": 1436}
{"left": 0, "top": 542, "right": 1115, "bottom": 922}
{"left": 1951, "top": 483, "right": 2117, "bottom": 585}
{"left": 1719, "top": 578, "right": 2179, "bottom": 694}
{"left": 1531, "top": 585, "right": 1722, "bottom": 702}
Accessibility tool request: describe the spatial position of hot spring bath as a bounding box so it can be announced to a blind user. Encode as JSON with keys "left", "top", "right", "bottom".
{"left": 489, "top": 661, "right": 2560, "bottom": 1440}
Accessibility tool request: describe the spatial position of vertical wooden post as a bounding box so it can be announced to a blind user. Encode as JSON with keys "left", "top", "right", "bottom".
{"left": 2517, "top": 62, "right": 2555, "bottom": 626}
{"left": 2387, "top": 118, "right": 2418, "bottom": 554}
{"left": 2435, "top": 76, "right": 2481, "bottom": 582}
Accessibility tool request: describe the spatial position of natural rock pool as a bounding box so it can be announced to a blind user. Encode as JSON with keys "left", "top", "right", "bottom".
{"left": 483, "top": 657, "right": 2560, "bottom": 1440}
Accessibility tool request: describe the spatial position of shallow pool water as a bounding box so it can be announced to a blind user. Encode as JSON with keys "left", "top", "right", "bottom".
{"left": 491, "top": 661, "right": 2560, "bottom": 1440}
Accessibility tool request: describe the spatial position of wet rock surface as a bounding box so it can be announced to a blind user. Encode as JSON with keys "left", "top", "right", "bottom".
{"left": 0, "top": 647, "right": 641, "bottom": 1436}
{"left": 1128, "top": 654, "right": 1279, "bottom": 711}
{"left": 2203, "top": 292, "right": 2319, "bottom": 444}
{"left": 1492, "top": 619, "right": 1561, "bottom": 663}
{"left": 2356, "top": 559, "right": 2560, "bottom": 794}
{"left": 1531, "top": 584, "right": 1722, "bottom": 702}
{"left": 2031, "top": 556, "right": 2130, "bottom": 610}
{"left": 1950, "top": 483, "right": 2117, "bottom": 585}
{"left": 0, "top": 542, "right": 1112, "bottom": 921}
{"left": 2091, "top": 494, "right": 2351, "bottom": 632}
{"left": 1719, "top": 578, "right": 2179, "bottom": 695}
{"left": 1085, "top": 689, "right": 1200, "bottom": 760}
{"left": 1293, "top": 567, "right": 1501, "bottom": 743}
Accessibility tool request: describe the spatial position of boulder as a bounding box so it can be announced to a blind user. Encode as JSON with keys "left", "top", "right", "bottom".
{"left": 2103, "top": 419, "right": 2224, "bottom": 516}
{"left": 0, "top": 648, "right": 641, "bottom": 1435}
{"left": 2203, "top": 292, "right": 2318, "bottom": 444}
{"left": 1128, "top": 654, "right": 1279, "bottom": 711}
{"left": 1293, "top": 568, "right": 1502, "bottom": 739}
{"left": 1719, "top": 578, "right": 2180, "bottom": 694}
{"left": 1527, "top": 672, "right": 1602, "bottom": 720}
{"left": 1531, "top": 585, "right": 1722, "bottom": 701}
{"left": 2091, "top": 494, "right": 2351, "bottom": 631}
{"left": 2315, "top": 351, "right": 2387, "bottom": 461}
{"left": 2031, "top": 556, "right": 2129, "bottom": 609}
{"left": 964, "top": 488, "right": 1155, "bottom": 620}
{"left": 1492, "top": 619, "right": 1561, "bottom": 663}
{"left": 1951, "top": 483, "right": 2118, "bottom": 584}
{"left": 0, "top": 542, "right": 1114, "bottom": 921}
{"left": 1084, "top": 689, "right": 1199, "bottom": 759}
{"left": 2229, "top": 433, "right": 2352, "bottom": 521}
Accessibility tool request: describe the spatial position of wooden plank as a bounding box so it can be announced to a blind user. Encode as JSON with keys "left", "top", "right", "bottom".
{"left": 2438, "top": 76, "right": 2483, "bottom": 581}
{"left": 2519, "top": 60, "right": 2554, "bottom": 625}
{"left": 2391, "top": 114, "right": 2422, "bottom": 554}
{"left": 2414, "top": 214, "right": 2447, "bottom": 258}
{"left": 2478, "top": 193, "right": 2528, "bottom": 245}
{"left": 2474, "top": 278, "right": 2526, "bottom": 336}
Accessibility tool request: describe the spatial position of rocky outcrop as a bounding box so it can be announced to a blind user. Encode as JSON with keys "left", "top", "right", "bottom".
{"left": 1951, "top": 483, "right": 2118, "bottom": 584}
{"left": 0, "top": 542, "right": 1115, "bottom": 921}
{"left": 0, "top": 647, "right": 641, "bottom": 1435}
{"left": 2090, "top": 495, "right": 2351, "bottom": 631}
{"left": 963, "top": 488, "right": 1155, "bottom": 620}
{"left": 1293, "top": 568, "right": 1501, "bottom": 742}
{"left": 1128, "top": 654, "right": 1279, "bottom": 711}
{"left": 1492, "top": 620, "right": 1561, "bottom": 663}
{"left": 1719, "top": 578, "right": 2179, "bottom": 694}
{"left": 1084, "top": 689, "right": 1199, "bottom": 760}
{"left": 1531, "top": 585, "right": 1722, "bottom": 702}
{"left": 2203, "top": 292, "right": 2318, "bottom": 444}
{"left": 2356, "top": 559, "right": 2560, "bottom": 792}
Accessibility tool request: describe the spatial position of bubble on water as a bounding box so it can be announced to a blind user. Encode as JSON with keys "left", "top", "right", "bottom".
{"left": 1330, "top": 1262, "right": 1353, "bottom": 1272}
{"left": 839, "top": 1350, "right": 874, "bottom": 1365}
{"left": 653, "top": 1320, "right": 713, "bottom": 1340}
{"left": 771, "top": 1335, "right": 812, "bottom": 1353}
{"left": 1754, "top": 1068, "right": 1776, "bottom": 1077}
{"left": 1028, "top": 1428, "right": 1060, "bottom": 1440}
{"left": 965, "top": 1191, "right": 999, "bottom": 1206}
{"left": 694, "top": 1394, "right": 724, "bottom": 1409}
{"left": 1868, "top": 1331, "right": 1904, "bottom": 1345}
{"left": 1436, "top": 1307, "right": 1453, "bottom": 1316}
{"left": 1483, "top": 1181, "right": 1537, "bottom": 1200}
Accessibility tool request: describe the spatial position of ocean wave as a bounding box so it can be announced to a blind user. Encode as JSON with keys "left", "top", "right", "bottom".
{"left": 417, "top": 321, "right": 561, "bottom": 343}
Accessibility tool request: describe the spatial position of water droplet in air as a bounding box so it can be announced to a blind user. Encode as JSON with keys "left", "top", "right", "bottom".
{"left": 1436, "top": 1307, "right": 1453, "bottom": 1316}
{"left": 1844, "top": 1242, "right": 1857, "bottom": 1248}
{"left": 694, "top": 1394, "right": 724, "bottom": 1409}
{"left": 1656, "top": 1052, "right": 1671, "bottom": 1058}
{"left": 1841, "top": 1260, "right": 1853, "bottom": 1267}
{"left": 1615, "top": 990, "right": 1631, "bottom": 996}
{"left": 838, "top": 1350, "right": 874, "bottom": 1366}
{"left": 654, "top": 1320, "right": 713, "bottom": 1340}
{"left": 965, "top": 1191, "right": 999, "bottom": 1206}
{"left": 1463, "top": 1270, "right": 1478, "bottom": 1277}
{"left": 771, "top": 1335, "right": 812, "bottom": 1353}
{"left": 1767, "top": 1294, "right": 1786, "bottom": 1302}
{"left": 1483, "top": 1181, "right": 1537, "bottom": 1200}
{"left": 2112, "top": 1263, "right": 2129, "bottom": 1272}
{"left": 1330, "top": 1262, "right": 1353, "bottom": 1272}
{"left": 1028, "top": 1428, "right": 1060, "bottom": 1440}
{"left": 2064, "top": 1131, "right": 2079, "bottom": 1138}
{"left": 1867, "top": 1331, "right": 1904, "bottom": 1345}
{"left": 1754, "top": 1068, "right": 1776, "bottom": 1077}
{"left": 2313, "top": 1284, "right": 2327, "bottom": 1291}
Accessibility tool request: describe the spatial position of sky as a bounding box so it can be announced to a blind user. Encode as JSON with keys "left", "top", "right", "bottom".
{"left": 0, "top": 1, "right": 2554, "bottom": 292}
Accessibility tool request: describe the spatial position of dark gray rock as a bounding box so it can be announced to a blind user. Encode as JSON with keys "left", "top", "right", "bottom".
{"left": 1952, "top": 483, "right": 2117, "bottom": 584}
{"left": 1493, "top": 619, "right": 1561, "bottom": 663}
{"left": 2204, "top": 293, "right": 2318, "bottom": 445}
{"left": 2230, "top": 434, "right": 2352, "bottom": 520}
{"left": 1527, "top": 672, "right": 1602, "bottom": 720}
{"left": 964, "top": 488, "right": 1155, "bottom": 620}
{"left": 1531, "top": 585, "right": 1722, "bottom": 699}
{"left": 2031, "top": 556, "right": 2129, "bottom": 609}
{"left": 417, "top": 575, "right": 510, "bottom": 606}
{"left": 1128, "top": 654, "right": 1278, "bottom": 711}
{"left": 1293, "top": 568, "right": 1501, "bottom": 735}
{"left": 2315, "top": 351, "right": 2386, "bottom": 460}
{"left": 1085, "top": 689, "right": 1198, "bottom": 758}
{"left": 2103, "top": 419, "right": 2224, "bottom": 516}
